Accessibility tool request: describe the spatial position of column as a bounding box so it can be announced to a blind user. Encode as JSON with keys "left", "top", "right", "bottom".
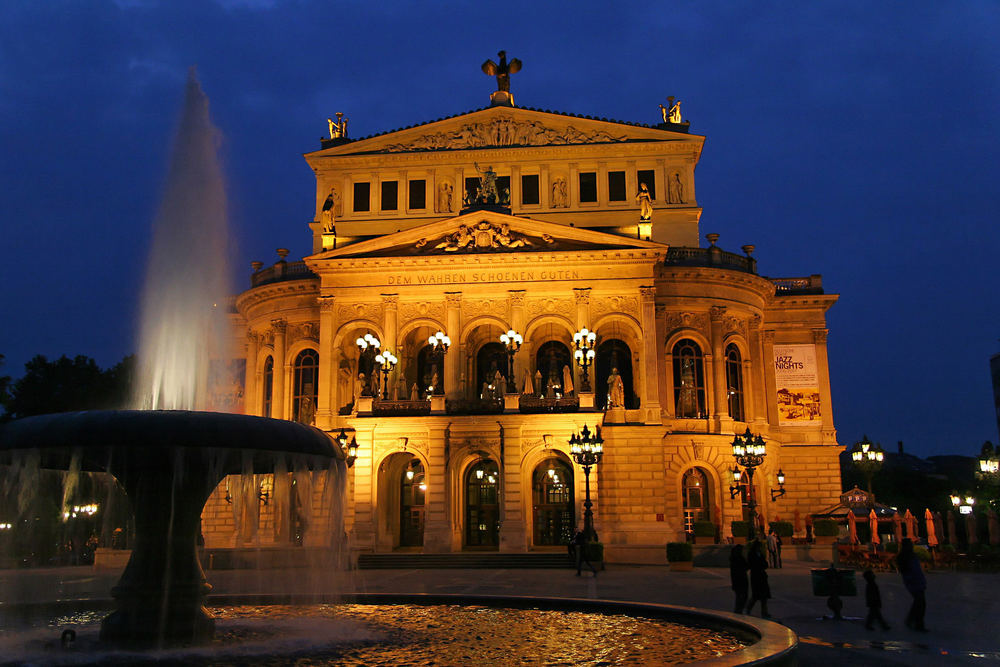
{"left": 709, "top": 306, "right": 728, "bottom": 425}
{"left": 245, "top": 331, "right": 259, "bottom": 417}
{"left": 509, "top": 290, "right": 526, "bottom": 388}
{"left": 638, "top": 287, "right": 662, "bottom": 422}
{"left": 499, "top": 426, "right": 527, "bottom": 552}
{"left": 444, "top": 292, "right": 462, "bottom": 399}
{"left": 271, "top": 319, "right": 287, "bottom": 419}
{"left": 813, "top": 329, "right": 836, "bottom": 441}
{"left": 573, "top": 288, "right": 591, "bottom": 329}
{"left": 316, "top": 295, "right": 336, "bottom": 430}
{"left": 748, "top": 315, "right": 766, "bottom": 425}
{"left": 423, "top": 424, "right": 452, "bottom": 552}
{"left": 761, "top": 329, "right": 778, "bottom": 426}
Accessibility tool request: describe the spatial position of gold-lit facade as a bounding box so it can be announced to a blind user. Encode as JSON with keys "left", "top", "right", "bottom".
{"left": 201, "top": 88, "right": 842, "bottom": 564}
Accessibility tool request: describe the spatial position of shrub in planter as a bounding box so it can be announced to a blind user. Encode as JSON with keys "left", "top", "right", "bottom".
{"left": 693, "top": 521, "right": 717, "bottom": 539}
{"left": 768, "top": 521, "right": 793, "bottom": 538}
{"left": 813, "top": 519, "right": 839, "bottom": 537}
{"left": 914, "top": 545, "right": 932, "bottom": 562}
{"left": 666, "top": 541, "right": 693, "bottom": 562}
{"left": 730, "top": 521, "right": 752, "bottom": 539}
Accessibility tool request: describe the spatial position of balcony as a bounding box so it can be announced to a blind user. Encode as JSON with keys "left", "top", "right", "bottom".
{"left": 770, "top": 274, "right": 824, "bottom": 295}
{"left": 662, "top": 246, "right": 757, "bottom": 274}
{"left": 251, "top": 261, "right": 318, "bottom": 288}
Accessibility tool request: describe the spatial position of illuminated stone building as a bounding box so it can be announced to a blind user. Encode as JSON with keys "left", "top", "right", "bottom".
{"left": 201, "top": 69, "right": 842, "bottom": 564}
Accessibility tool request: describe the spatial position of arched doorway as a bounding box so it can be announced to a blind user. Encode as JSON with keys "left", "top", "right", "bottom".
{"left": 532, "top": 458, "right": 574, "bottom": 546}
{"left": 682, "top": 467, "right": 713, "bottom": 535}
{"left": 595, "top": 339, "right": 636, "bottom": 409}
{"left": 400, "top": 458, "right": 425, "bottom": 547}
{"left": 534, "top": 341, "right": 571, "bottom": 397}
{"left": 465, "top": 459, "right": 500, "bottom": 548}
{"left": 476, "top": 342, "right": 507, "bottom": 399}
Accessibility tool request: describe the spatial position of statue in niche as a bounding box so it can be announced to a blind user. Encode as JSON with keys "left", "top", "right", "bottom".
{"left": 493, "top": 368, "right": 505, "bottom": 396}
{"left": 410, "top": 383, "right": 420, "bottom": 401}
{"left": 637, "top": 182, "right": 653, "bottom": 221}
{"left": 534, "top": 369, "right": 543, "bottom": 397}
{"left": 320, "top": 187, "right": 341, "bottom": 232}
{"left": 431, "top": 369, "right": 440, "bottom": 395}
{"left": 481, "top": 381, "right": 490, "bottom": 400}
{"left": 436, "top": 181, "right": 454, "bottom": 213}
{"left": 550, "top": 177, "right": 568, "bottom": 208}
{"left": 668, "top": 172, "right": 684, "bottom": 204}
{"left": 562, "top": 364, "right": 574, "bottom": 397}
{"left": 481, "top": 50, "right": 522, "bottom": 93}
{"left": 356, "top": 373, "right": 365, "bottom": 402}
{"left": 608, "top": 367, "right": 625, "bottom": 408}
{"left": 545, "top": 375, "right": 557, "bottom": 399}
{"left": 370, "top": 370, "right": 382, "bottom": 399}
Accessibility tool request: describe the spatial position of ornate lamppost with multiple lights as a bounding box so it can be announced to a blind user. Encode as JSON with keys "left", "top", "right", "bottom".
{"left": 374, "top": 349, "right": 398, "bottom": 400}
{"left": 334, "top": 428, "right": 359, "bottom": 467}
{"left": 570, "top": 424, "right": 604, "bottom": 541}
{"left": 573, "top": 327, "right": 597, "bottom": 392}
{"left": 950, "top": 493, "right": 975, "bottom": 515}
{"left": 427, "top": 331, "right": 451, "bottom": 395}
{"left": 355, "top": 333, "right": 381, "bottom": 397}
{"left": 499, "top": 329, "right": 523, "bottom": 394}
{"left": 850, "top": 435, "right": 885, "bottom": 496}
{"left": 730, "top": 428, "right": 767, "bottom": 539}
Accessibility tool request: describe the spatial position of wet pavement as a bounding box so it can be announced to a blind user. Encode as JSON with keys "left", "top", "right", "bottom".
{"left": 1, "top": 557, "right": 997, "bottom": 665}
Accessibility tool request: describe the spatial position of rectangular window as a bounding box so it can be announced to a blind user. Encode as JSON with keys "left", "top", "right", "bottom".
{"left": 353, "top": 182, "right": 370, "bottom": 212}
{"left": 637, "top": 170, "right": 656, "bottom": 200}
{"left": 465, "top": 176, "right": 479, "bottom": 205}
{"left": 608, "top": 171, "right": 626, "bottom": 201}
{"left": 381, "top": 180, "right": 398, "bottom": 211}
{"left": 408, "top": 179, "right": 426, "bottom": 210}
{"left": 497, "top": 175, "right": 510, "bottom": 204}
{"left": 579, "top": 172, "right": 597, "bottom": 203}
{"left": 521, "top": 174, "right": 539, "bottom": 205}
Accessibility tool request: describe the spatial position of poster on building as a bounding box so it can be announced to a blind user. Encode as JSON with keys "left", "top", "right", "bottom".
{"left": 774, "top": 345, "right": 820, "bottom": 423}
{"left": 208, "top": 358, "right": 246, "bottom": 414}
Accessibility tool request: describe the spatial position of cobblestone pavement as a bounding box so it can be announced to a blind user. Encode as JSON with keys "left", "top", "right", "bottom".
{"left": 1, "top": 558, "right": 997, "bottom": 665}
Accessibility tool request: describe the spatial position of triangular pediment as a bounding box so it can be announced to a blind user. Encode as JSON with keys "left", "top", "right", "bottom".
{"left": 309, "top": 210, "right": 666, "bottom": 261}
{"left": 306, "top": 106, "right": 701, "bottom": 158}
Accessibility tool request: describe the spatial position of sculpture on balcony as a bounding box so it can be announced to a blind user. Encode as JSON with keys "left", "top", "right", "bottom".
{"left": 562, "top": 364, "right": 574, "bottom": 397}
{"left": 608, "top": 367, "right": 625, "bottom": 408}
{"left": 637, "top": 182, "right": 653, "bottom": 221}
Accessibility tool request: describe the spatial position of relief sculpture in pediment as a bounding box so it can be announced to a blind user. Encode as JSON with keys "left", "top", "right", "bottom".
{"left": 419, "top": 220, "right": 553, "bottom": 253}
{"left": 383, "top": 116, "right": 627, "bottom": 153}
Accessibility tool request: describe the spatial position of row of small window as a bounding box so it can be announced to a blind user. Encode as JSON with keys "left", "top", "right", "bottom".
{"left": 350, "top": 169, "right": 660, "bottom": 212}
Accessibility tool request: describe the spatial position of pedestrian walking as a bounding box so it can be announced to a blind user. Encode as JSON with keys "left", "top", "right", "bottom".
{"left": 745, "top": 539, "right": 771, "bottom": 618}
{"left": 766, "top": 529, "right": 782, "bottom": 568}
{"left": 729, "top": 545, "right": 749, "bottom": 614}
{"left": 572, "top": 530, "right": 597, "bottom": 577}
{"left": 863, "top": 569, "right": 891, "bottom": 630}
{"left": 897, "top": 538, "right": 927, "bottom": 631}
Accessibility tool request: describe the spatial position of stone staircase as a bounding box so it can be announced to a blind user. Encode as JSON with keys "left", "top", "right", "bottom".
{"left": 357, "top": 552, "right": 574, "bottom": 569}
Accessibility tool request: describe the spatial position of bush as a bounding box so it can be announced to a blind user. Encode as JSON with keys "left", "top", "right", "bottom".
{"left": 768, "top": 521, "right": 793, "bottom": 538}
{"left": 693, "top": 521, "right": 717, "bottom": 538}
{"left": 666, "top": 542, "right": 693, "bottom": 562}
{"left": 813, "top": 519, "right": 839, "bottom": 537}
{"left": 914, "top": 545, "right": 931, "bottom": 562}
{"left": 730, "top": 521, "right": 752, "bottom": 538}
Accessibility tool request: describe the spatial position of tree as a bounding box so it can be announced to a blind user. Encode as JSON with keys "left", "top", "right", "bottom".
{"left": 3, "top": 354, "right": 135, "bottom": 419}
{"left": 0, "top": 354, "right": 11, "bottom": 420}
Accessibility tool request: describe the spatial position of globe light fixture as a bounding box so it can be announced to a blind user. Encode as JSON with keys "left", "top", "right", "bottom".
{"left": 355, "top": 333, "right": 382, "bottom": 397}
{"left": 731, "top": 428, "right": 767, "bottom": 538}
{"left": 572, "top": 327, "right": 597, "bottom": 392}
{"left": 499, "top": 329, "right": 523, "bottom": 394}
{"left": 426, "top": 331, "right": 451, "bottom": 395}
{"left": 850, "top": 435, "right": 885, "bottom": 496}
{"left": 373, "top": 349, "right": 398, "bottom": 400}
{"left": 570, "top": 424, "right": 604, "bottom": 541}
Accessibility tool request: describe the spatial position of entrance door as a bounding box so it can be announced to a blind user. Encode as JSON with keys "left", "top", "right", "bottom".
{"left": 532, "top": 458, "right": 574, "bottom": 546}
{"left": 400, "top": 459, "right": 425, "bottom": 547}
{"left": 465, "top": 460, "right": 500, "bottom": 548}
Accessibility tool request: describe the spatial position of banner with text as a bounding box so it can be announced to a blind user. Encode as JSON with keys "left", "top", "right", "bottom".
{"left": 774, "top": 345, "right": 820, "bottom": 424}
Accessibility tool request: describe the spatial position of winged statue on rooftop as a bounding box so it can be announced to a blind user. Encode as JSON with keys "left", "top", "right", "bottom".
{"left": 482, "top": 50, "right": 521, "bottom": 93}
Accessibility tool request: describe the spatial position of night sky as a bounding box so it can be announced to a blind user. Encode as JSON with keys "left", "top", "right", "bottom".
{"left": 1, "top": 2, "right": 997, "bottom": 458}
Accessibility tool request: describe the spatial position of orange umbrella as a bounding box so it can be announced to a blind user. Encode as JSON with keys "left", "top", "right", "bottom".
{"left": 847, "top": 510, "right": 859, "bottom": 544}
{"left": 925, "top": 508, "right": 938, "bottom": 546}
{"left": 893, "top": 513, "right": 903, "bottom": 544}
{"left": 869, "top": 508, "right": 880, "bottom": 545}
{"left": 904, "top": 509, "right": 918, "bottom": 539}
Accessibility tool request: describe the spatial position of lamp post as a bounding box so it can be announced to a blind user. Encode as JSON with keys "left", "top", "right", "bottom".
{"left": 770, "top": 469, "right": 787, "bottom": 501}
{"left": 374, "top": 349, "right": 398, "bottom": 400}
{"left": 570, "top": 424, "right": 604, "bottom": 541}
{"left": 499, "top": 329, "right": 523, "bottom": 394}
{"left": 355, "top": 333, "right": 381, "bottom": 397}
{"left": 427, "top": 331, "right": 451, "bottom": 395}
{"left": 850, "top": 435, "right": 885, "bottom": 496}
{"left": 731, "top": 428, "right": 767, "bottom": 539}
{"left": 572, "top": 327, "right": 597, "bottom": 392}
{"left": 335, "top": 428, "right": 359, "bottom": 467}
{"left": 950, "top": 493, "right": 975, "bottom": 515}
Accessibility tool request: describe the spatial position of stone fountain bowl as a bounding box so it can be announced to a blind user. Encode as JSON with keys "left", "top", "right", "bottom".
{"left": 0, "top": 410, "right": 343, "bottom": 645}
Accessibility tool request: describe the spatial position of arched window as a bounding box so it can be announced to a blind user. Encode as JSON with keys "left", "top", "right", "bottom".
{"left": 292, "top": 349, "right": 319, "bottom": 424}
{"left": 476, "top": 342, "right": 507, "bottom": 400}
{"left": 534, "top": 340, "right": 572, "bottom": 397}
{"left": 262, "top": 356, "right": 274, "bottom": 418}
{"left": 595, "top": 338, "right": 637, "bottom": 409}
{"left": 725, "top": 343, "right": 745, "bottom": 421}
{"left": 672, "top": 339, "right": 705, "bottom": 418}
{"left": 532, "top": 458, "right": 574, "bottom": 546}
{"left": 682, "top": 468, "right": 709, "bottom": 534}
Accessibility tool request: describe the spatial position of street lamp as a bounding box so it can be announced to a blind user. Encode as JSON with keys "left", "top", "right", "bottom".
{"left": 374, "top": 349, "right": 398, "bottom": 400}
{"left": 951, "top": 493, "right": 975, "bottom": 515}
{"left": 850, "top": 435, "right": 885, "bottom": 495}
{"left": 427, "top": 331, "right": 451, "bottom": 395}
{"left": 731, "top": 428, "right": 767, "bottom": 539}
{"left": 979, "top": 441, "right": 999, "bottom": 476}
{"left": 335, "top": 428, "right": 358, "bottom": 467}
{"left": 570, "top": 424, "right": 604, "bottom": 542}
{"left": 573, "top": 327, "right": 597, "bottom": 392}
{"left": 355, "top": 332, "right": 381, "bottom": 397}
{"left": 499, "top": 329, "right": 523, "bottom": 394}
{"left": 770, "top": 469, "right": 787, "bottom": 501}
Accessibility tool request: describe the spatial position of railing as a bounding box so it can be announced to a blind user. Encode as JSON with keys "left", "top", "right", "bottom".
{"left": 771, "top": 274, "right": 824, "bottom": 295}
{"left": 446, "top": 398, "right": 504, "bottom": 415}
{"left": 251, "top": 261, "right": 318, "bottom": 288}
{"left": 372, "top": 400, "right": 431, "bottom": 417}
{"left": 518, "top": 396, "right": 580, "bottom": 414}
{"left": 663, "top": 247, "right": 757, "bottom": 274}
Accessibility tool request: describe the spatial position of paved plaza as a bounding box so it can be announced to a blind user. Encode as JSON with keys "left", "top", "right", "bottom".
{"left": 1, "top": 557, "right": 997, "bottom": 665}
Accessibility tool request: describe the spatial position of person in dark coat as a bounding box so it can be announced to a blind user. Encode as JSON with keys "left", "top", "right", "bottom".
{"left": 729, "top": 545, "right": 749, "bottom": 614}
{"left": 863, "top": 569, "right": 891, "bottom": 630}
{"left": 572, "top": 530, "right": 597, "bottom": 577}
{"left": 745, "top": 539, "right": 771, "bottom": 618}
{"left": 897, "top": 538, "right": 927, "bottom": 631}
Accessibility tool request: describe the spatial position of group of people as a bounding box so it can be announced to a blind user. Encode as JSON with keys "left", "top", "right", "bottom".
{"left": 729, "top": 538, "right": 772, "bottom": 617}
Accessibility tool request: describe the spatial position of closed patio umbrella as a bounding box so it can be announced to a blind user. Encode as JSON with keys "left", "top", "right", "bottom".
{"left": 892, "top": 513, "right": 903, "bottom": 545}
{"left": 869, "top": 508, "right": 880, "bottom": 545}
{"left": 904, "top": 509, "right": 917, "bottom": 539}
{"left": 947, "top": 511, "right": 958, "bottom": 545}
{"left": 933, "top": 511, "right": 945, "bottom": 546}
{"left": 966, "top": 511, "right": 979, "bottom": 545}
{"left": 847, "top": 510, "right": 859, "bottom": 544}
{"left": 925, "top": 508, "right": 938, "bottom": 547}
{"left": 988, "top": 510, "right": 1000, "bottom": 546}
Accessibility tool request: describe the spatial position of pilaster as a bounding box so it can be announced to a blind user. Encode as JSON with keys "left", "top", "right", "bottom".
{"left": 245, "top": 331, "right": 259, "bottom": 417}
{"left": 271, "top": 319, "right": 287, "bottom": 419}
{"left": 445, "top": 292, "right": 462, "bottom": 399}
{"left": 316, "top": 295, "right": 336, "bottom": 430}
{"left": 638, "top": 287, "right": 662, "bottom": 422}
{"left": 761, "top": 329, "right": 778, "bottom": 426}
{"left": 509, "top": 290, "right": 526, "bottom": 388}
{"left": 813, "top": 328, "right": 837, "bottom": 443}
{"left": 422, "top": 424, "right": 452, "bottom": 552}
{"left": 709, "top": 306, "right": 728, "bottom": 427}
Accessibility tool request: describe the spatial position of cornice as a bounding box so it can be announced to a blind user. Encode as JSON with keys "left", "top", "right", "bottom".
{"left": 235, "top": 279, "right": 320, "bottom": 313}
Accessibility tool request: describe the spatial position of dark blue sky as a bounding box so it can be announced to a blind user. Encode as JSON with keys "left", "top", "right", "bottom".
{"left": 1, "top": 2, "right": 998, "bottom": 457}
